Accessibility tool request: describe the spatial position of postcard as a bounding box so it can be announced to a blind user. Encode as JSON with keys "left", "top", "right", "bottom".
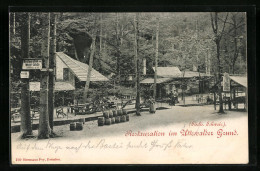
{"left": 10, "top": 12, "right": 248, "bottom": 164}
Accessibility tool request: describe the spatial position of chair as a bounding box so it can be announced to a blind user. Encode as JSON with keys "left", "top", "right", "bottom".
{"left": 56, "top": 107, "right": 67, "bottom": 118}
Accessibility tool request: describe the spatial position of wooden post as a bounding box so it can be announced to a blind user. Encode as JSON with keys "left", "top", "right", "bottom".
{"left": 233, "top": 88, "right": 236, "bottom": 109}
{"left": 245, "top": 87, "right": 247, "bottom": 111}
{"left": 229, "top": 85, "right": 232, "bottom": 110}
{"left": 214, "top": 91, "right": 216, "bottom": 110}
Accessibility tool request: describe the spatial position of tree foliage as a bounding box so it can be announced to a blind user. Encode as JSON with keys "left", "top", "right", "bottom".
{"left": 10, "top": 12, "right": 247, "bottom": 94}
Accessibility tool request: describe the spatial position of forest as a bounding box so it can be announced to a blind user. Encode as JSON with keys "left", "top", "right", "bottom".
{"left": 10, "top": 12, "right": 247, "bottom": 83}
{"left": 9, "top": 12, "right": 247, "bottom": 138}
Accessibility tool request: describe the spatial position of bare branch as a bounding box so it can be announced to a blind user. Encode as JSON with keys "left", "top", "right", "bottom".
{"left": 219, "top": 12, "right": 229, "bottom": 40}
{"left": 218, "top": 17, "right": 234, "bottom": 25}
{"left": 210, "top": 13, "right": 216, "bottom": 34}
{"left": 215, "top": 12, "right": 218, "bottom": 33}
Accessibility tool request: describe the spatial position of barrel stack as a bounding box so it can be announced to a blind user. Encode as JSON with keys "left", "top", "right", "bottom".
{"left": 98, "top": 109, "right": 130, "bottom": 126}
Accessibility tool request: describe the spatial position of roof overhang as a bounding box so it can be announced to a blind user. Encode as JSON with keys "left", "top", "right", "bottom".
{"left": 29, "top": 82, "right": 75, "bottom": 92}
{"left": 56, "top": 52, "right": 109, "bottom": 82}
{"left": 229, "top": 76, "right": 247, "bottom": 87}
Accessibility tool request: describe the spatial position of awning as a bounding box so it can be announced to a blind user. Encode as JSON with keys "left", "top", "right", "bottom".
{"left": 229, "top": 76, "right": 247, "bottom": 87}
{"left": 56, "top": 52, "right": 109, "bottom": 82}
{"left": 182, "top": 71, "right": 211, "bottom": 78}
{"left": 55, "top": 82, "right": 75, "bottom": 91}
{"left": 140, "top": 78, "right": 172, "bottom": 84}
{"left": 29, "top": 82, "right": 75, "bottom": 92}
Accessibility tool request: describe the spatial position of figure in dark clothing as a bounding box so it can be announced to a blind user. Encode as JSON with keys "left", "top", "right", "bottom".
{"left": 169, "top": 91, "right": 175, "bottom": 106}
{"left": 173, "top": 90, "right": 178, "bottom": 104}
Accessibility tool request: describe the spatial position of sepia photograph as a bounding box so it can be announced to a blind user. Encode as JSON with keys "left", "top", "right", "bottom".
{"left": 10, "top": 12, "right": 249, "bottom": 164}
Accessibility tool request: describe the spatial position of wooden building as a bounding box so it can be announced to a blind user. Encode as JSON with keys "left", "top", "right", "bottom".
{"left": 140, "top": 67, "right": 212, "bottom": 99}
{"left": 28, "top": 52, "right": 109, "bottom": 107}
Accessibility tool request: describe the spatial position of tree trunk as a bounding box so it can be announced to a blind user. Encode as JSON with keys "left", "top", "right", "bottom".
{"left": 38, "top": 13, "right": 52, "bottom": 139}
{"left": 100, "top": 13, "right": 102, "bottom": 53}
{"left": 208, "top": 50, "right": 211, "bottom": 75}
{"left": 20, "top": 13, "right": 32, "bottom": 138}
{"left": 232, "top": 15, "right": 238, "bottom": 75}
{"left": 116, "top": 13, "right": 120, "bottom": 76}
{"left": 134, "top": 13, "right": 141, "bottom": 116}
{"left": 154, "top": 17, "right": 159, "bottom": 100}
{"left": 13, "top": 13, "right": 16, "bottom": 35}
{"left": 213, "top": 91, "right": 216, "bottom": 110}
{"left": 217, "top": 42, "right": 224, "bottom": 113}
{"left": 134, "top": 15, "right": 138, "bottom": 90}
{"left": 232, "top": 63, "right": 235, "bottom": 74}
{"left": 210, "top": 12, "right": 228, "bottom": 114}
{"left": 73, "top": 40, "right": 79, "bottom": 60}
{"left": 48, "top": 13, "right": 57, "bottom": 130}
{"left": 83, "top": 34, "right": 96, "bottom": 102}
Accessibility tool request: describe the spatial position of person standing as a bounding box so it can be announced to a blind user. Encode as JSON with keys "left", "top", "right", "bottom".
{"left": 169, "top": 91, "right": 175, "bottom": 106}
{"left": 173, "top": 90, "right": 178, "bottom": 105}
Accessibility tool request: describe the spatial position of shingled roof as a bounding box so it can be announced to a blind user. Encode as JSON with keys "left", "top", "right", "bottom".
{"left": 56, "top": 52, "right": 109, "bottom": 82}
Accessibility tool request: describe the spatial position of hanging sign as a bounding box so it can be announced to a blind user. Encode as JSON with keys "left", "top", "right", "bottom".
{"left": 29, "top": 82, "right": 40, "bottom": 91}
{"left": 22, "top": 59, "right": 42, "bottom": 70}
{"left": 223, "top": 72, "right": 230, "bottom": 92}
{"left": 20, "top": 71, "right": 29, "bottom": 78}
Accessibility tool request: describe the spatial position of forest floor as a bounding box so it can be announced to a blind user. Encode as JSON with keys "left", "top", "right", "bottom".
{"left": 11, "top": 104, "right": 248, "bottom": 164}
{"left": 11, "top": 105, "right": 247, "bottom": 140}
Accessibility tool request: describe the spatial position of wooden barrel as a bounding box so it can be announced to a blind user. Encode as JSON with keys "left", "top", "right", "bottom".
{"left": 80, "top": 118, "right": 85, "bottom": 124}
{"left": 115, "top": 116, "right": 120, "bottom": 123}
{"left": 111, "top": 117, "right": 115, "bottom": 124}
{"left": 103, "top": 111, "right": 109, "bottom": 118}
{"left": 112, "top": 110, "right": 117, "bottom": 117}
{"left": 122, "top": 109, "right": 127, "bottom": 115}
{"left": 109, "top": 110, "right": 113, "bottom": 118}
{"left": 117, "top": 109, "right": 122, "bottom": 116}
{"left": 98, "top": 117, "right": 105, "bottom": 126}
{"left": 120, "top": 115, "right": 126, "bottom": 122}
{"left": 76, "top": 122, "right": 83, "bottom": 130}
{"left": 126, "top": 114, "right": 129, "bottom": 121}
{"left": 105, "top": 118, "right": 111, "bottom": 125}
{"left": 70, "top": 123, "right": 76, "bottom": 131}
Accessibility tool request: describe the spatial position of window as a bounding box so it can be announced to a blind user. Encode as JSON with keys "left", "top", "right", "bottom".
{"left": 63, "top": 68, "right": 69, "bottom": 81}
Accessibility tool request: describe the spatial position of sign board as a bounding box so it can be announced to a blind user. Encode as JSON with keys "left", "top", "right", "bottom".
{"left": 29, "top": 82, "right": 40, "bottom": 91}
{"left": 22, "top": 59, "right": 42, "bottom": 70}
{"left": 223, "top": 72, "right": 230, "bottom": 92}
{"left": 20, "top": 71, "right": 29, "bottom": 78}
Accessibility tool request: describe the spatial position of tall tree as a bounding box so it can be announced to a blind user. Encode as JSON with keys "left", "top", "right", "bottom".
{"left": 84, "top": 18, "right": 97, "bottom": 103}
{"left": 223, "top": 13, "right": 246, "bottom": 74}
{"left": 153, "top": 17, "right": 159, "bottom": 100}
{"left": 38, "top": 13, "right": 52, "bottom": 139}
{"left": 48, "top": 13, "right": 57, "bottom": 131}
{"left": 100, "top": 13, "right": 103, "bottom": 53}
{"left": 20, "top": 13, "right": 32, "bottom": 138}
{"left": 210, "top": 12, "right": 229, "bottom": 114}
{"left": 134, "top": 13, "right": 141, "bottom": 116}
